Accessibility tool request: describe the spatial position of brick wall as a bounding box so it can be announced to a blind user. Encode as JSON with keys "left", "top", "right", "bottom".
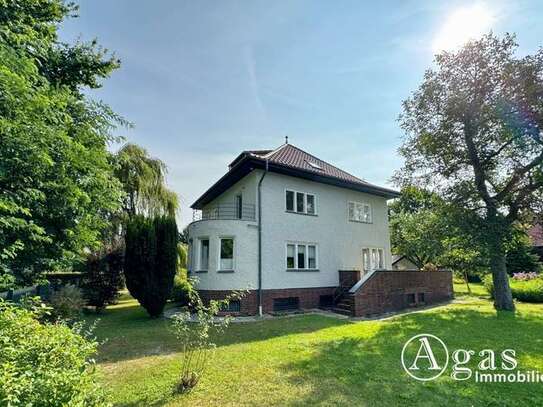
{"left": 352, "top": 270, "right": 453, "bottom": 317}
{"left": 198, "top": 286, "right": 336, "bottom": 316}
{"left": 338, "top": 270, "right": 361, "bottom": 289}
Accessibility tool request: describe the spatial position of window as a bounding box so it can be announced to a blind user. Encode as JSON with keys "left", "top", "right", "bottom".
{"left": 220, "top": 300, "right": 241, "bottom": 313}
{"left": 407, "top": 293, "right": 416, "bottom": 305}
{"left": 287, "top": 244, "right": 295, "bottom": 268}
{"left": 418, "top": 293, "right": 425, "bottom": 303}
{"left": 235, "top": 194, "right": 242, "bottom": 219}
{"left": 362, "top": 247, "right": 384, "bottom": 272}
{"left": 362, "top": 248, "right": 371, "bottom": 272}
{"left": 296, "top": 192, "right": 305, "bottom": 212}
{"left": 273, "top": 297, "right": 299, "bottom": 312}
{"left": 348, "top": 201, "right": 372, "bottom": 223}
{"left": 286, "top": 243, "right": 318, "bottom": 270}
{"left": 286, "top": 190, "right": 294, "bottom": 211}
{"left": 308, "top": 245, "right": 316, "bottom": 269}
{"left": 286, "top": 190, "right": 317, "bottom": 215}
{"left": 219, "top": 238, "right": 234, "bottom": 270}
{"left": 306, "top": 194, "right": 315, "bottom": 215}
{"left": 306, "top": 160, "right": 322, "bottom": 170}
{"left": 199, "top": 238, "right": 209, "bottom": 270}
{"left": 297, "top": 245, "right": 306, "bottom": 269}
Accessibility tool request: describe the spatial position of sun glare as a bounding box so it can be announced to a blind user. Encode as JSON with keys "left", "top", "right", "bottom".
{"left": 433, "top": 4, "right": 495, "bottom": 53}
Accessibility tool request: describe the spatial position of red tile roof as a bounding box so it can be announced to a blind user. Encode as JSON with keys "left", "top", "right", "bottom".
{"left": 248, "top": 143, "right": 385, "bottom": 188}
{"left": 192, "top": 142, "right": 399, "bottom": 208}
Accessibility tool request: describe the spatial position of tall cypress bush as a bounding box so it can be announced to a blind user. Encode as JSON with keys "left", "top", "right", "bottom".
{"left": 124, "top": 215, "right": 178, "bottom": 317}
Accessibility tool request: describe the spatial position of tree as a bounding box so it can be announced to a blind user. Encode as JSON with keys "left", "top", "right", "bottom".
{"left": 389, "top": 186, "right": 485, "bottom": 274}
{"left": 80, "top": 245, "right": 125, "bottom": 312}
{"left": 114, "top": 143, "right": 179, "bottom": 218}
{"left": 124, "top": 215, "right": 178, "bottom": 317}
{"left": 397, "top": 34, "right": 543, "bottom": 310}
{"left": 389, "top": 186, "right": 448, "bottom": 268}
{"left": 505, "top": 229, "right": 541, "bottom": 275}
{"left": 0, "top": 0, "right": 125, "bottom": 285}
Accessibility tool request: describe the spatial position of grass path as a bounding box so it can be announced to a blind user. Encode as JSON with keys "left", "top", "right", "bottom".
{"left": 86, "top": 285, "right": 543, "bottom": 406}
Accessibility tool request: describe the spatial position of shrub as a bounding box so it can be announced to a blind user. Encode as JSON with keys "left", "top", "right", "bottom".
{"left": 421, "top": 263, "right": 438, "bottom": 272}
{"left": 81, "top": 246, "right": 125, "bottom": 312}
{"left": 50, "top": 284, "right": 85, "bottom": 320}
{"left": 171, "top": 289, "right": 245, "bottom": 393}
{"left": 171, "top": 271, "right": 193, "bottom": 306}
{"left": 483, "top": 274, "right": 543, "bottom": 303}
{"left": 0, "top": 300, "right": 109, "bottom": 406}
{"left": 506, "top": 231, "right": 542, "bottom": 275}
{"left": 124, "top": 215, "right": 178, "bottom": 317}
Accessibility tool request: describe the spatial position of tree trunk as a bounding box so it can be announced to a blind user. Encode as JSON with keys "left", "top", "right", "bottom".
{"left": 490, "top": 249, "right": 514, "bottom": 311}
{"left": 485, "top": 209, "right": 515, "bottom": 311}
{"left": 463, "top": 270, "right": 471, "bottom": 295}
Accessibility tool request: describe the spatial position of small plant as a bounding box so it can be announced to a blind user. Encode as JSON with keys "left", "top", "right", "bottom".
{"left": 171, "top": 287, "right": 245, "bottom": 393}
{"left": 170, "top": 271, "right": 193, "bottom": 306}
{"left": 50, "top": 284, "right": 85, "bottom": 321}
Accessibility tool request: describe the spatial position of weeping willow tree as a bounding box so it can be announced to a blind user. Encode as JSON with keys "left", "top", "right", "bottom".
{"left": 115, "top": 143, "right": 179, "bottom": 218}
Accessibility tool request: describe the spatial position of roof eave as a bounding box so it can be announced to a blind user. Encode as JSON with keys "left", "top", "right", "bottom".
{"left": 191, "top": 156, "right": 400, "bottom": 209}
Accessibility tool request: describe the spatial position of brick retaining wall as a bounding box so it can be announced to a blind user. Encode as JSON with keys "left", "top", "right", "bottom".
{"left": 198, "top": 287, "right": 336, "bottom": 315}
{"left": 352, "top": 270, "right": 453, "bottom": 317}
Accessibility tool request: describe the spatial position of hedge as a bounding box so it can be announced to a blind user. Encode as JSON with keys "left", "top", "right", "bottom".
{"left": 483, "top": 275, "right": 543, "bottom": 303}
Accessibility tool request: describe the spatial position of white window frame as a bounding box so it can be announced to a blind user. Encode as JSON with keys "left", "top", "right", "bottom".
{"left": 348, "top": 201, "right": 372, "bottom": 223}
{"left": 362, "top": 247, "right": 384, "bottom": 272}
{"left": 198, "top": 237, "right": 210, "bottom": 271}
{"left": 218, "top": 237, "right": 235, "bottom": 271}
{"left": 285, "top": 189, "right": 317, "bottom": 215}
{"left": 285, "top": 242, "right": 318, "bottom": 270}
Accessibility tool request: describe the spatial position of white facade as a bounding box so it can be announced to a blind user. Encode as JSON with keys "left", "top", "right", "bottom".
{"left": 187, "top": 169, "right": 393, "bottom": 291}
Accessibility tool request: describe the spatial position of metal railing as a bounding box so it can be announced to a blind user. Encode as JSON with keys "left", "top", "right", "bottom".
{"left": 192, "top": 203, "right": 256, "bottom": 222}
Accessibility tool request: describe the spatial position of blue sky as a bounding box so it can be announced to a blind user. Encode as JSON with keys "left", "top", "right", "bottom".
{"left": 59, "top": 1, "right": 543, "bottom": 225}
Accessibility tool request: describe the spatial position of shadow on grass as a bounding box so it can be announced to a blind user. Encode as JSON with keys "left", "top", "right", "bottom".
{"left": 87, "top": 298, "right": 353, "bottom": 364}
{"left": 281, "top": 308, "right": 543, "bottom": 406}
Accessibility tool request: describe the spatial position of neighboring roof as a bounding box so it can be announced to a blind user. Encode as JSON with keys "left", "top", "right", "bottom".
{"left": 528, "top": 224, "right": 543, "bottom": 247}
{"left": 392, "top": 255, "right": 418, "bottom": 267}
{"left": 191, "top": 142, "right": 400, "bottom": 208}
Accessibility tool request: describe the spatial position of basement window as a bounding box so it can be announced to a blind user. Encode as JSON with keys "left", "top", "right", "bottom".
{"left": 273, "top": 297, "right": 299, "bottom": 312}
{"left": 407, "top": 293, "right": 416, "bottom": 306}
{"left": 221, "top": 300, "right": 241, "bottom": 313}
{"left": 418, "top": 293, "right": 425, "bottom": 304}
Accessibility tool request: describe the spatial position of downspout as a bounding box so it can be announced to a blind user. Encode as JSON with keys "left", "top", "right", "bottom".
{"left": 257, "top": 159, "right": 269, "bottom": 317}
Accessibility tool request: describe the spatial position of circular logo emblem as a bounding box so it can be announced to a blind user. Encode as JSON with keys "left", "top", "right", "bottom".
{"left": 401, "top": 334, "right": 449, "bottom": 381}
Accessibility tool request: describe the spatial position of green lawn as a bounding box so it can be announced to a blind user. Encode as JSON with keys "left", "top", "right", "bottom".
{"left": 87, "top": 288, "right": 543, "bottom": 406}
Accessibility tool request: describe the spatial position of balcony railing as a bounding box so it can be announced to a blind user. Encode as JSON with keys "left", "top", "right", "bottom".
{"left": 192, "top": 203, "right": 256, "bottom": 222}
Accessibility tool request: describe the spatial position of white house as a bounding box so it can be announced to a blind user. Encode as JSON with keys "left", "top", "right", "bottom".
{"left": 187, "top": 141, "right": 401, "bottom": 315}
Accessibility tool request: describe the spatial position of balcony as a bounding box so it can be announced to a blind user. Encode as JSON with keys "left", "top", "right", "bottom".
{"left": 192, "top": 203, "right": 256, "bottom": 222}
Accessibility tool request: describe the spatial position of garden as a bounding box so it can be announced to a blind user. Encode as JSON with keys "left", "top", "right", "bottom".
{"left": 3, "top": 2, "right": 543, "bottom": 406}
{"left": 78, "top": 286, "right": 543, "bottom": 406}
